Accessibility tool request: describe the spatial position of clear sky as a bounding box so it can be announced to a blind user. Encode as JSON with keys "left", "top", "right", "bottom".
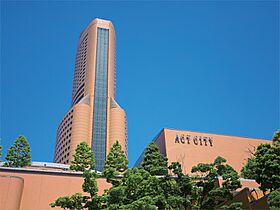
{"left": 1, "top": 1, "right": 279, "bottom": 167}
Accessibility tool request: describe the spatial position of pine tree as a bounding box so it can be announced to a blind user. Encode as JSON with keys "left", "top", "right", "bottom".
{"left": 106, "top": 168, "right": 162, "bottom": 210}
{"left": 70, "top": 142, "right": 95, "bottom": 172}
{"left": 82, "top": 170, "right": 104, "bottom": 209}
{"left": 191, "top": 156, "right": 242, "bottom": 210}
{"left": 51, "top": 144, "right": 104, "bottom": 209}
{"left": 51, "top": 170, "right": 104, "bottom": 210}
{"left": 240, "top": 157, "right": 257, "bottom": 180}
{"left": 141, "top": 142, "right": 168, "bottom": 176}
{"left": 254, "top": 143, "right": 280, "bottom": 191}
{"left": 272, "top": 129, "right": 280, "bottom": 148}
{"left": 103, "top": 141, "right": 128, "bottom": 185}
{"left": 167, "top": 162, "right": 193, "bottom": 209}
{"left": 50, "top": 193, "right": 84, "bottom": 210}
{"left": 220, "top": 203, "right": 242, "bottom": 210}
{"left": 4, "top": 135, "right": 31, "bottom": 167}
{"left": 268, "top": 190, "right": 280, "bottom": 210}
{"left": 240, "top": 129, "right": 280, "bottom": 192}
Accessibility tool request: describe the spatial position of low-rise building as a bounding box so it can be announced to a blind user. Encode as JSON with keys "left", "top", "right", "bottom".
{"left": 135, "top": 128, "right": 271, "bottom": 173}
{"left": 0, "top": 162, "right": 110, "bottom": 210}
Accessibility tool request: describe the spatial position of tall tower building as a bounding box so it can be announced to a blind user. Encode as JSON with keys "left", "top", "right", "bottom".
{"left": 54, "top": 18, "right": 127, "bottom": 171}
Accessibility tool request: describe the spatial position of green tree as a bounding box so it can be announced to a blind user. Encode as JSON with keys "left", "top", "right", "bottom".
{"left": 82, "top": 170, "right": 105, "bottom": 209}
{"left": 272, "top": 129, "right": 280, "bottom": 148}
{"left": 191, "top": 156, "right": 242, "bottom": 210}
{"left": 103, "top": 141, "right": 128, "bottom": 185}
{"left": 268, "top": 190, "right": 280, "bottom": 210}
{"left": 254, "top": 143, "right": 280, "bottom": 191}
{"left": 220, "top": 202, "right": 242, "bottom": 210}
{"left": 119, "top": 196, "right": 157, "bottom": 210}
{"left": 141, "top": 142, "right": 168, "bottom": 176}
{"left": 51, "top": 171, "right": 104, "bottom": 210}
{"left": 166, "top": 162, "right": 193, "bottom": 209}
{"left": 240, "top": 129, "right": 280, "bottom": 192}
{"left": 240, "top": 157, "right": 257, "bottom": 180}
{"left": 50, "top": 193, "right": 84, "bottom": 210}
{"left": 4, "top": 135, "right": 31, "bottom": 167}
{"left": 106, "top": 167, "right": 166, "bottom": 209}
{"left": 51, "top": 144, "right": 105, "bottom": 210}
{"left": 70, "top": 142, "right": 95, "bottom": 172}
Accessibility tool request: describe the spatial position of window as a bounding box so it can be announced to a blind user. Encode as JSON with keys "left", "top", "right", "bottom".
{"left": 92, "top": 28, "right": 109, "bottom": 172}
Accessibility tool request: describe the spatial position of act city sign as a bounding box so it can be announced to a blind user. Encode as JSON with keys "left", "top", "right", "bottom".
{"left": 175, "top": 133, "right": 214, "bottom": 146}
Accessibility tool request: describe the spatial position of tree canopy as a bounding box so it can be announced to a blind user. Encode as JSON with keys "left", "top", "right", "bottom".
{"left": 272, "top": 129, "right": 280, "bottom": 148}
{"left": 167, "top": 162, "right": 193, "bottom": 209}
{"left": 4, "top": 135, "right": 31, "bottom": 167}
{"left": 105, "top": 156, "right": 242, "bottom": 210}
{"left": 254, "top": 143, "right": 280, "bottom": 191}
{"left": 50, "top": 170, "right": 105, "bottom": 210}
{"left": 191, "top": 156, "right": 242, "bottom": 210}
{"left": 268, "top": 190, "right": 280, "bottom": 210}
{"left": 51, "top": 143, "right": 104, "bottom": 210}
{"left": 141, "top": 142, "right": 168, "bottom": 176}
{"left": 240, "top": 157, "right": 257, "bottom": 180}
{"left": 70, "top": 142, "right": 95, "bottom": 172}
{"left": 241, "top": 129, "right": 280, "bottom": 192}
{"left": 103, "top": 141, "right": 128, "bottom": 185}
{"left": 51, "top": 142, "right": 252, "bottom": 210}
{"left": 106, "top": 168, "right": 159, "bottom": 209}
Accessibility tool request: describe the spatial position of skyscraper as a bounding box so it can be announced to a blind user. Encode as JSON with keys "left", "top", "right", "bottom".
{"left": 54, "top": 18, "right": 127, "bottom": 171}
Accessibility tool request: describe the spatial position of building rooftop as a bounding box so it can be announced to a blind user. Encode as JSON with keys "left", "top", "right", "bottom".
{"left": 0, "top": 161, "right": 102, "bottom": 175}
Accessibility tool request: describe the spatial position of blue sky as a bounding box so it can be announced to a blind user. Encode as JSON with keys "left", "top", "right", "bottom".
{"left": 1, "top": 1, "right": 279, "bottom": 167}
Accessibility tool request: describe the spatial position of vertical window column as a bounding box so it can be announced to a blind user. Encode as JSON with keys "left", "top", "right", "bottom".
{"left": 92, "top": 28, "right": 109, "bottom": 172}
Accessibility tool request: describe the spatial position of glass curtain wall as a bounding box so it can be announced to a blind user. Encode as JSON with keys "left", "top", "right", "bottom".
{"left": 92, "top": 28, "right": 109, "bottom": 171}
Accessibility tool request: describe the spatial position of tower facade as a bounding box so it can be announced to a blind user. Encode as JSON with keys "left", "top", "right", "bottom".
{"left": 54, "top": 18, "right": 127, "bottom": 171}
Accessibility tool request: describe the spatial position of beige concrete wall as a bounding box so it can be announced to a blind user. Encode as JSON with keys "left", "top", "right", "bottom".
{"left": 154, "top": 130, "right": 167, "bottom": 157}
{"left": 0, "top": 170, "right": 111, "bottom": 210}
{"left": 69, "top": 103, "right": 92, "bottom": 161}
{"left": 0, "top": 175, "right": 24, "bottom": 210}
{"left": 82, "top": 26, "right": 97, "bottom": 98}
{"left": 108, "top": 101, "right": 127, "bottom": 156}
{"left": 155, "top": 128, "right": 271, "bottom": 174}
{"left": 54, "top": 108, "right": 75, "bottom": 163}
{"left": 55, "top": 102, "right": 92, "bottom": 164}
{"left": 81, "top": 18, "right": 115, "bottom": 99}
{"left": 0, "top": 169, "right": 269, "bottom": 210}
{"left": 108, "top": 21, "right": 116, "bottom": 99}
